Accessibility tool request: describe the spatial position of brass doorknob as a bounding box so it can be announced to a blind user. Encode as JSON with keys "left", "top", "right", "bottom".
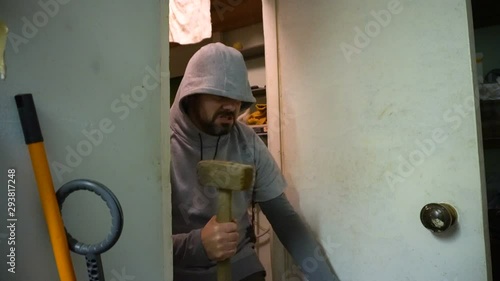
{"left": 420, "top": 203, "right": 458, "bottom": 233}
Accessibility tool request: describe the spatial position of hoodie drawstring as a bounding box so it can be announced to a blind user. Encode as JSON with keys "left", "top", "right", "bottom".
{"left": 199, "top": 134, "right": 203, "bottom": 160}
{"left": 214, "top": 136, "right": 221, "bottom": 160}
{"left": 199, "top": 133, "right": 221, "bottom": 161}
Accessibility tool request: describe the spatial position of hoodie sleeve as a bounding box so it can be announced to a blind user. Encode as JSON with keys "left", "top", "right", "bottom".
{"left": 253, "top": 134, "right": 287, "bottom": 202}
{"left": 259, "top": 193, "right": 340, "bottom": 281}
{"left": 172, "top": 229, "right": 213, "bottom": 267}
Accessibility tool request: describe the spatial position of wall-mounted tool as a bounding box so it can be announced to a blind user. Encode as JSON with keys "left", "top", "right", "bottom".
{"left": 15, "top": 93, "right": 77, "bottom": 281}
{"left": 56, "top": 179, "right": 124, "bottom": 281}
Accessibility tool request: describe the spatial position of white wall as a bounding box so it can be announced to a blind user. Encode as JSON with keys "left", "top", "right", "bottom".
{"left": 247, "top": 56, "right": 267, "bottom": 88}
{"left": 0, "top": 0, "right": 171, "bottom": 280}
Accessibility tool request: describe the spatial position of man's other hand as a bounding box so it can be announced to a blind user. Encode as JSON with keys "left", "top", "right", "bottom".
{"left": 201, "top": 215, "right": 239, "bottom": 261}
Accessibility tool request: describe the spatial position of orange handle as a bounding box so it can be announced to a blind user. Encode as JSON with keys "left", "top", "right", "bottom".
{"left": 28, "top": 142, "right": 76, "bottom": 281}
{"left": 16, "top": 93, "right": 76, "bottom": 280}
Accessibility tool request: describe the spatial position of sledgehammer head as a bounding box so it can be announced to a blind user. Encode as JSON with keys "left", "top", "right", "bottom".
{"left": 197, "top": 160, "right": 254, "bottom": 191}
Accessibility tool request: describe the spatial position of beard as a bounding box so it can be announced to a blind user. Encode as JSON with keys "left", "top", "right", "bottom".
{"left": 199, "top": 110, "right": 237, "bottom": 136}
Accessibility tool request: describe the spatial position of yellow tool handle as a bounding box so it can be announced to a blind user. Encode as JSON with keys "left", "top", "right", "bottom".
{"left": 29, "top": 143, "right": 77, "bottom": 281}
{"left": 16, "top": 94, "right": 76, "bottom": 281}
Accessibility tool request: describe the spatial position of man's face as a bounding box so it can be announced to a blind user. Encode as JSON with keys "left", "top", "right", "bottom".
{"left": 189, "top": 94, "right": 242, "bottom": 136}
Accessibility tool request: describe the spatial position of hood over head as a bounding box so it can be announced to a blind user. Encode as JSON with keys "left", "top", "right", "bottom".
{"left": 172, "top": 42, "right": 256, "bottom": 115}
{"left": 170, "top": 42, "right": 256, "bottom": 146}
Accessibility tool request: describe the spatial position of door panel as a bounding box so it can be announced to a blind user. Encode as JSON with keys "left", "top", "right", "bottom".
{"left": 0, "top": 0, "right": 171, "bottom": 280}
{"left": 265, "top": 0, "right": 490, "bottom": 280}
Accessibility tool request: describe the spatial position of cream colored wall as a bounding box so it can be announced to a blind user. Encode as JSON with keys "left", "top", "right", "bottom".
{"left": 247, "top": 57, "right": 267, "bottom": 87}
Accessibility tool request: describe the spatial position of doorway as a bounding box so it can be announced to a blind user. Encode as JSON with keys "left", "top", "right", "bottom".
{"left": 168, "top": 1, "right": 275, "bottom": 279}
{"left": 171, "top": 1, "right": 500, "bottom": 280}
{"left": 471, "top": 1, "right": 500, "bottom": 280}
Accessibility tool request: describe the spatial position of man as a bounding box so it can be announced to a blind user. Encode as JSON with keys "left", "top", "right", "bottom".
{"left": 170, "top": 42, "right": 338, "bottom": 281}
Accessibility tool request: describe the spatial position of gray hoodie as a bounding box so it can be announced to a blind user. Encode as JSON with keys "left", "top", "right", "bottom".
{"left": 170, "top": 43, "right": 287, "bottom": 280}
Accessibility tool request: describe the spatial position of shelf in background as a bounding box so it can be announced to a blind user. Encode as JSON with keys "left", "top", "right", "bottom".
{"left": 249, "top": 124, "right": 267, "bottom": 136}
{"left": 251, "top": 87, "right": 266, "bottom": 97}
{"left": 481, "top": 100, "right": 500, "bottom": 149}
{"left": 241, "top": 44, "right": 265, "bottom": 60}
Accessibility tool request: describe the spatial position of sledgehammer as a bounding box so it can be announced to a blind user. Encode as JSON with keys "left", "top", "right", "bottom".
{"left": 197, "top": 160, "right": 255, "bottom": 281}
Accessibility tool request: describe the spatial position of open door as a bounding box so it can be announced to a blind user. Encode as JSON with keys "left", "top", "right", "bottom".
{"left": 264, "top": 0, "right": 492, "bottom": 280}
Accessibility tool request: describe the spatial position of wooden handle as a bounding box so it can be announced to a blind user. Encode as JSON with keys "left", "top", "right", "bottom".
{"left": 217, "top": 189, "right": 232, "bottom": 281}
{"left": 217, "top": 189, "right": 232, "bottom": 223}
{"left": 218, "top": 259, "right": 231, "bottom": 281}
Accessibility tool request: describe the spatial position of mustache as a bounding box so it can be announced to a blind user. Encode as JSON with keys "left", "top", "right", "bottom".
{"left": 214, "top": 110, "right": 236, "bottom": 119}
